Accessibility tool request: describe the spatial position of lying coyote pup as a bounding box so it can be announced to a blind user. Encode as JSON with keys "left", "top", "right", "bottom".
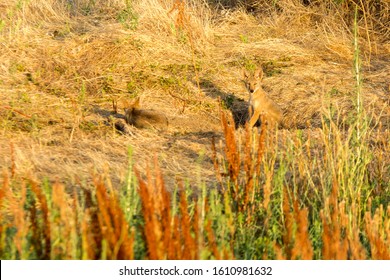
{"left": 124, "top": 97, "right": 168, "bottom": 131}
{"left": 243, "top": 66, "right": 282, "bottom": 128}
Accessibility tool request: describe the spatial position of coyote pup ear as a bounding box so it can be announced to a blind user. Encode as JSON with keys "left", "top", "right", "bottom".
{"left": 242, "top": 68, "right": 250, "bottom": 79}
{"left": 122, "top": 99, "right": 130, "bottom": 110}
{"left": 254, "top": 67, "right": 264, "bottom": 80}
{"left": 132, "top": 97, "right": 141, "bottom": 109}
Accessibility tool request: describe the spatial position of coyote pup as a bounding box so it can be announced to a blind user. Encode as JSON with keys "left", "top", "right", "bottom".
{"left": 243, "top": 66, "right": 282, "bottom": 128}
{"left": 124, "top": 98, "right": 168, "bottom": 131}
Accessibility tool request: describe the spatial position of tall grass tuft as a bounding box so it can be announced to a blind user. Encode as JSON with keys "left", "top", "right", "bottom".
{"left": 135, "top": 159, "right": 202, "bottom": 259}
{"left": 364, "top": 202, "right": 390, "bottom": 259}
{"left": 93, "top": 176, "right": 134, "bottom": 259}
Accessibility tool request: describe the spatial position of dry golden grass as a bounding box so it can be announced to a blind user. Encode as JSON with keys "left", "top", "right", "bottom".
{"left": 0, "top": 0, "right": 389, "bottom": 260}
{"left": 1, "top": 0, "right": 389, "bottom": 187}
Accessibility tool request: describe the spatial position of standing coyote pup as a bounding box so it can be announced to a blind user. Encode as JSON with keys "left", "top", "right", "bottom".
{"left": 243, "top": 66, "right": 282, "bottom": 128}
{"left": 124, "top": 97, "right": 168, "bottom": 131}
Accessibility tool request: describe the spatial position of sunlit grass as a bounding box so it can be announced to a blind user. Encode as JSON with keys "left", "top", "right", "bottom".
{"left": 0, "top": 0, "right": 388, "bottom": 260}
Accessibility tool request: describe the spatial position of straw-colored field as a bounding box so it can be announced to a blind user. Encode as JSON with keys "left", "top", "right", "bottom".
{"left": 0, "top": 0, "right": 389, "bottom": 259}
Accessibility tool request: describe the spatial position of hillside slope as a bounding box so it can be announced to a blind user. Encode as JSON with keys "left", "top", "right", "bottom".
{"left": 1, "top": 0, "right": 389, "bottom": 188}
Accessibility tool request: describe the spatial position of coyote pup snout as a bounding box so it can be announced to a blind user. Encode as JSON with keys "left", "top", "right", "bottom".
{"left": 243, "top": 66, "right": 282, "bottom": 128}
{"left": 124, "top": 98, "right": 168, "bottom": 131}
